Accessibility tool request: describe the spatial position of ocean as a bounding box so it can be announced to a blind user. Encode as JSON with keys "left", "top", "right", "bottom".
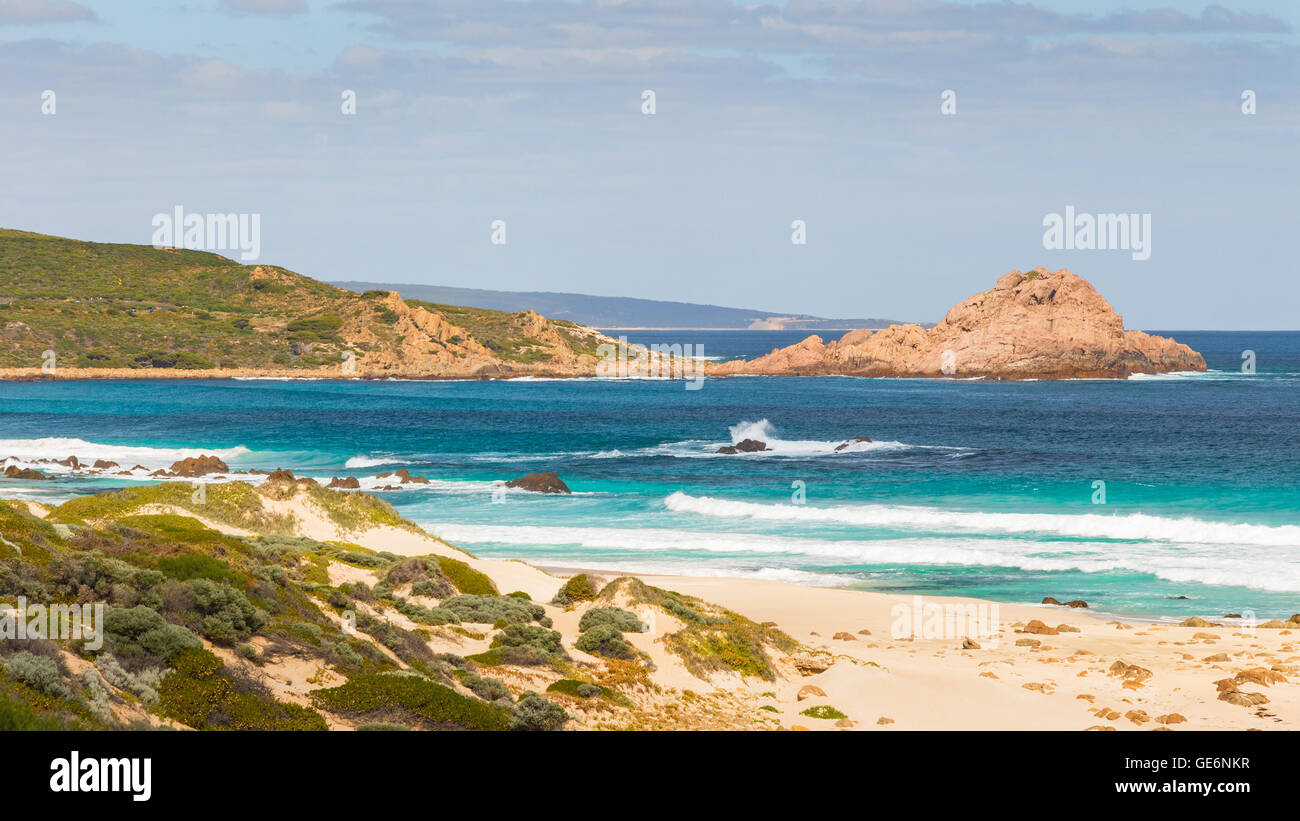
{"left": 1, "top": 330, "right": 1297, "bottom": 622}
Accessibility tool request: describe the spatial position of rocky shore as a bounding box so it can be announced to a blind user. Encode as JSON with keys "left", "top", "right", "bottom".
{"left": 711, "top": 268, "right": 1206, "bottom": 380}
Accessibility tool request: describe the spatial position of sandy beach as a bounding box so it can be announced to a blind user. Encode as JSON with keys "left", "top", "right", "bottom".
{"left": 140, "top": 487, "right": 1297, "bottom": 732}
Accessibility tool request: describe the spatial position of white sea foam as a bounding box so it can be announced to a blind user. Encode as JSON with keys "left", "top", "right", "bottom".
{"left": 0, "top": 437, "right": 250, "bottom": 470}
{"left": 663, "top": 492, "right": 1300, "bottom": 548}
{"left": 424, "top": 522, "right": 1300, "bottom": 592}
{"left": 344, "top": 454, "right": 413, "bottom": 469}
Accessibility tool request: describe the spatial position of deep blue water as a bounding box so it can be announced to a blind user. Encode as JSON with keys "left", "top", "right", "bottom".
{"left": 0, "top": 330, "right": 1297, "bottom": 621}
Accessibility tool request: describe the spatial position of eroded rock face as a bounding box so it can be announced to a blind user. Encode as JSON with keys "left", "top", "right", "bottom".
{"left": 711, "top": 268, "right": 1206, "bottom": 380}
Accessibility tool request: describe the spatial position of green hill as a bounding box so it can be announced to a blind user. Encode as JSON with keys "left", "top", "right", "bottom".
{"left": 0, "top": 228, "right": 606, "bottom": 376}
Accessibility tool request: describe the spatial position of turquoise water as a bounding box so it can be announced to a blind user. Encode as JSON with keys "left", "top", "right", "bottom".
{"left": 1, "top": 330, "right": 1297, "bottom": 621}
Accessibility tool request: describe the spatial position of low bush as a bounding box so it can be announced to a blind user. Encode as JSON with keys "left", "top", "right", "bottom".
{"left": 578, "top": 606, "right": 645, "bottom": 634}
{"left": 551, "top": 574, "right": 597, "bottom": 606}
{"left": 511, "top": 692, "right": 568, "bottom": 731}
{"left": 311, "top": 672, "right": 512, "bottom": 731}
{"left": 574, "top": 625, "right": 637, "bottom": 660}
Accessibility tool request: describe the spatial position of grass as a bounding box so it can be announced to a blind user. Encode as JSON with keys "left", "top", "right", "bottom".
{"left": 799, "top": 705, "right": 848, "bottom": 720}
{"left": 311, "top": 672, "right": 513, "bottom": 731}
{"left": 0, "top": 227, "right": 607, "bottom": 372}
{"left": 600, "top": 577, "right": 798, "bottom": 681}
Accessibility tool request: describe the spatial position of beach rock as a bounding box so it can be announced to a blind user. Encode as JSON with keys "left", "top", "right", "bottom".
{"left": 1257, "top": 620, "right": 1293, "bottom": 629}
{"left": 1219, "top": 690, "right": 1269, "bottom": 708}
{"left": 1235, "top": 667, "right": 1286, "bottom": 687}
{"left": 1064, "top": 600, "right": 1088, "bottom": 608}
{"left": 876, "top": 716, "right": 894, "bottom": 725}
{"left": 1056, "top": 624, "right": 1080, "bottom": 632}
{"left": 1203, "top": 653, "right": 1230, "bottom": 662}
{"left": 169, "top": 454, "right": 229, "bottom": 477}
{"left": 1023, "top": 619, "right": 1058, "bottom": 635}
{"left": 394, "top": 468, "right": 429, "bottom": 484}
{"left": 961, "top": 637, "right": 981, "bottom": 650}
{"left": 833, "top": 436, "right": 873, "bottom": 452}
{"left": 504, "top": 472, "right": 571, "bottom": 494}
{"left": 857, "top": 628, "right": 872, "bottom": 635}
{"left": 1109, "top": 660, "right": 1153, "bottom": 682}
{"left": 716, "top": 439, "right": 768, "bottom": 455}
{"left": 797, "top": 685, "right": 827, "bottom": 701}
{"left": 1155, "top": 713, "right": 1187, "bottom": 725}
{"left": 834, "top": 718, "right": 855, "bottom": 728}
{"left": 92, "top": 459, "right": 118, "bottom": 470}
{"left": 1224, "top": 613, "right": 1242, "bottom": 619}
{"left": 54, "top": 456, "right": 79, "bottom": 467}
{"left": 1042, "top": 597, "right": 1063, "bottom": 605}
{"left": 265, "top": 468, "right": 297, "bottom": 483}
{"left": 3, "top": 466, "right": 49, "bottom": 480}
{"left": 709, "top": 268, "right": 1206, "bottom": 380}
{"left": 328, "top": 476, "right": 361, "bottom": 489}
{"left": 1181, "top": 617, "right": 1220, "bottom": 627}
{"left": 832, "top": 631, "right": 856, "bottom": 641}
{"left": 1015, "top": 638, "right": 1040, "bottom": 647}
{"left": 782, "top": 653, "right": 835, "bottom": 676}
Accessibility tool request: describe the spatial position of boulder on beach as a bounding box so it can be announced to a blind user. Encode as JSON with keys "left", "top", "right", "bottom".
{"left": 92, "top": 459, "right": 119, "bottom": 470}
{"left": 716, "top": 439, "right": 768, "bottom": 455}
{"left": 169, "top": 454, "right": 230, "bottom": 477}
{"left": 328, "top": 476, "right": 361, "bottom": 489}
{"left": 504, "top": 472, "right": 571, "bottom": 494}
{"left": 265, "top": 468, "right": 297, "bottom": 483}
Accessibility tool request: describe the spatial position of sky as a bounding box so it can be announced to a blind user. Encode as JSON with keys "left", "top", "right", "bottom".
{"left": 0, "top": 0, "right": 1296, "bottom": 328}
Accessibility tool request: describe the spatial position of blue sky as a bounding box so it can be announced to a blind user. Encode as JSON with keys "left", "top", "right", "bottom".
{"left": 1, "top": 0, "right": 1296, "bottom": 328}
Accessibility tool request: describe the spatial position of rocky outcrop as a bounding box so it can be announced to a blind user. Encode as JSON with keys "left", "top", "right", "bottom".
{"left": 504, "top": 472, "right": 572, "bottom": 494}
{"left": 716, "top": 439, "right": 768, "bottom": 454}
{"left": 328, "top": 476, "right": 361, "bottom": 489}
{"left": 168, "top": 455, "right": 229, "bottom": 476}
{"left": 710, "top": 268, "right": 1206, "bottom": 380}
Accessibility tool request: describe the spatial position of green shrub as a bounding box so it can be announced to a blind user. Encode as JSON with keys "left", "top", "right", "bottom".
{"left": 311, "top": 672, "right": 511, "bottom": 731}
{"left": 438, "top": 594, "right": 544, "bottom": 626}
{"left": 463, "top": 674, "right": 510, "bottom": 702}
{"left": 0, "top": 651, "right": 69, "bottom": 699}
{"left": 578, "top": 606, "right": 645, "bottom": 634}
{"left": 95, "top": 653, "right": 162, "bottom": 702}
{"left": 574, "top": 625, "right": 637, "bottom": 660}
{"left": 156, "top": 554, "right": 245, "bottom": 586}
{"left": 552, "top": 574, "right": 597, "bottom": 606}
{"left": 800, "top": 705, "right": 847, "bottom": 720}
{"left": 436, "top": 557, "right": 496, "bottom": 595}
{"left": 102, "top": 605, "right": 202, "bottom": 665}
{"left": 182, "top": 578, "right": 268, "bottom": 644}
{"left": 158, "top": 648, "right": 327, "bottom": 730}
{"left": 511, "top": 692, "right": 568, "bottom": 731}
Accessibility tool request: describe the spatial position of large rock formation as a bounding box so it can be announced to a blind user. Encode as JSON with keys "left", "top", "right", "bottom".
{"left": 711, "top": 268, "right": 1205, "bottom": 380}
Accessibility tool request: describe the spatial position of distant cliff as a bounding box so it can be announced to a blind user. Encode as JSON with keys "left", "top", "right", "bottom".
{"left": 331, "top": 280, "right": 919, "bottom": 330}
{"left": 710, "top": 268, "right": 1206, "bottom": 380}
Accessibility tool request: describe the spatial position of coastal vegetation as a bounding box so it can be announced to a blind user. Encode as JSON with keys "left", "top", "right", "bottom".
{"left": 0, "top": 227, "right": 613, "bottom": 377}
